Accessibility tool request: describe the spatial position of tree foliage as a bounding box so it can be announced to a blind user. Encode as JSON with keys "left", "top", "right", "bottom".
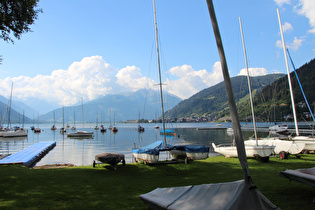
{"left": 0, "top": 0, "right": 42, "bottom": 43}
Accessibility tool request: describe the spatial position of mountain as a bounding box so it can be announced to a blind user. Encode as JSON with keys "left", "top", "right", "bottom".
{"left": 166, "top": 74, "right": 285, "bottom": 120}
{"left": 248, "top": 58, "right": 315, "bottom": 122}
{"left": 39, "top": 89, "right": 182, "bottom": 123}
{"left": 0, "top": 96, "right": 33, "bottom": 126}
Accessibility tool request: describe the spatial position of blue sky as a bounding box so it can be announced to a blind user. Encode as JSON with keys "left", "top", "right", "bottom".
{"left": 0, "top": 0, "right": 314, "bottom": 109}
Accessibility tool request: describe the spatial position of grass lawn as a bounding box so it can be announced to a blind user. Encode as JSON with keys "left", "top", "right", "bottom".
{"left": 0, "top": 154, "right": 315, "bottom": 209}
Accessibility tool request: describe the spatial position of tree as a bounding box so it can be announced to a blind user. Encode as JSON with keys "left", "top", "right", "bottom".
{"left": 0, "top": 0, "right": 42, "bottom": 43}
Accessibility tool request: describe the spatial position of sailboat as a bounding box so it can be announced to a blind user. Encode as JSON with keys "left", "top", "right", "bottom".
{"left": 132, "top": 0, "right": 173, "bottom": 163}
{"left": 212, "top": 17, "right": 274, "bottom": 162}
{"left": 3, "top": 83, "right": 28, "bottom": 138}
{"left": 132, "top": 0, "right": 209, "bottom": 163}
{"left": 236, "top": 17, "right": 304, "bottom": 159}
{"left": 71, "top": 110, "right": 76, "bottom": 130}
{"left": 275, "top": 9, "right": 315, "bottom": 153}
{"left": 139, "top": 2, "right": 279, "bottom": 208}
{"left": 51, "top": 111, "right": 57, "bottom": 130}
{"left": 67, "top": 98, "right": 94, "bottom": 138}
{"left": 60, "top": 106, "right": 66, "bottom": 134}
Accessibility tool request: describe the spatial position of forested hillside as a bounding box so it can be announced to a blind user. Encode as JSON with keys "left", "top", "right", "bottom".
{"left": 167, "top": 74, "right": 284, "bottom": 120}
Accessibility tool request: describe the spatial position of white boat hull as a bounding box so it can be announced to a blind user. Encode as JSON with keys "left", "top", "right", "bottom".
{"left": 244, "top": 139, "right": 305, "bottom": 155}
{"left": 212, "top": 143, "right": 274, "bottom": 158}
{"left": 292, "top": 136, "right": 315, "bottom": 151}
{"left": 66, "top": 130, "right": 94, "bottom": 138}
{"left": 3, "top": 130, "right": 28, "bottom": 138}
{"left": 132, "top": 153, "right": 159, "bottom": 163}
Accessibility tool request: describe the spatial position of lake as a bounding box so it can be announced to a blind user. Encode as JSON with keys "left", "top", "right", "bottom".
{"left": 0, "top": 122, "right": 276, "bottom": 166}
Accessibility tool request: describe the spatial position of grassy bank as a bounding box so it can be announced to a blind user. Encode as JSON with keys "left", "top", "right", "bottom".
{"left": 1, "top": 155, "right": 315, "bottom": 209}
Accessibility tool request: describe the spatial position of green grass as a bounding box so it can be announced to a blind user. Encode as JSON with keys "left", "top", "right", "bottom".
{"left": 1, "top": 155, "right": 315, "bottom": 209}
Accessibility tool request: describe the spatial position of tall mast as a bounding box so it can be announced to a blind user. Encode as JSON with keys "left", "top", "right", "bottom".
{"left": 7, "top": 82, "right": 13, "bottom": 128}
{"left": 277, "top": 8, "right": 299, "bottom": 136}
{"left": 239, "top": 17, "right": 258, "bottom": 142}
{"left": 153, "top": 0, "right": 166, "bottom": 144}
{"left": 81, "top": 97, "right": 84, "bottom": 130}
{"left": 206, "top": 0, "right": 251, "bottom": 182}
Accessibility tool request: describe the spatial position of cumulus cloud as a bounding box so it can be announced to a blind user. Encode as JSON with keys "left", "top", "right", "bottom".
{"left": 0, "top": 56, "right": 226, "bottom": 106}
{"left": 295, "top": 0, "right": 315, "bottom": 34}
{"left": 282, "top": 22, "right": 293, "bottom": 33}
{"left": 238, "top": 67, "right": 268, "bottom": 76}
{"left": 0, "top": 56, "right": 118, "bottom": 106}
{"left": 274, "top": 0, "right": 291, "bottom": 7}
{"left": 276, "top": 37, "right": 304, "bottom": 51}
{"left": 165, "top": 62, "right": 224, "bottom": 99}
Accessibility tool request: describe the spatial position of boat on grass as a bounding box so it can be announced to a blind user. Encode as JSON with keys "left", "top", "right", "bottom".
{"left": 93, "top": 152, "right": 125, "bottom": 169}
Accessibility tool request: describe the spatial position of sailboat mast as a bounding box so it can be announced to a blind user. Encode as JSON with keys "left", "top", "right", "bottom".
{"left": 239, "top": 17, "right": 258, "bottom": 142}
{"left": 277, "top": 8, "right": 299, "bottom": 136}
{"left": 206, "top": 0, "right": 251, "bottom": 182}
{"left": 7, "top": 83, "right": 13, "bottom": 128}
{"left": 153, "top": 0, "right": 166, "bottom": 144}
{"left": 81, "top": 97, "right": 84, "bottom": 130}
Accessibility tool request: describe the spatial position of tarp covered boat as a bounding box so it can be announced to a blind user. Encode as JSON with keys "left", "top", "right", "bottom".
{"left": 140, "top": 180, "right": 278, "bottom": 210}
{"left": 279, "top": 167, "right": 315, "bottom": 187}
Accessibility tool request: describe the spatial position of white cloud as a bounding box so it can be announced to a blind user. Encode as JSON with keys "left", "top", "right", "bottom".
{"left": 289, "top": 36, "right": 304, "bottom": 50}
{"left": 274, "top": 0, "right": 291, "bottom": 7}
{"left": 116, "top": 65, "right": 154, "bottom": 91}
{"left": 238, "top": 67, "right": 268, "bottom": 76}
{"left": 282, "top": 22, "right": 293, "bottom": 33}
{"left": 0, "top": 57, "right": 225, "bottom": 105}
{"left": 0, "top": 56, "right": 118, "bottom": 106}
{"left": 276, "top": 37, "right": 304, "bottom": 51}
{"left": 295, "top": 0, "right": 315, "bottom": 34}
{"left": 165, "top": 62, "right": 224, "bottom": 99}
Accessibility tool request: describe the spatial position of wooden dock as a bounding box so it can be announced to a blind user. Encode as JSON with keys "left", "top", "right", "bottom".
{"left": 0, "top": 141, "right": 56, "bottom": 167}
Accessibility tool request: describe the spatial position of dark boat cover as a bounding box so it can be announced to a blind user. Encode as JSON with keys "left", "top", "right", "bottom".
{"left": 139, "top": 180, "right": 279, "bottom": 210}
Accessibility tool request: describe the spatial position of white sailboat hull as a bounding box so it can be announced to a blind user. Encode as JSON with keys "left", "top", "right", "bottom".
{"left": 3, "top": 130, "right": 28, "bottom": 138}
{"left": 244, "top": 139, "right": 305, "bottom": 155}
{"left": 212, "top": 143, "right": 274, "bottom": 158}
{"left": 291, "top": 136, "right": 315, "bottom": 151}
{"left": 66, "top": 130, "right": 94, "bottom": 138}
{"left": 132, "top": 153, "right": 159, "bottom": 163}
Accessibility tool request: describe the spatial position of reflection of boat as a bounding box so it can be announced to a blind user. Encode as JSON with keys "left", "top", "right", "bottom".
{"left": 160, "top": 129, "right": 175, "bottom": 136}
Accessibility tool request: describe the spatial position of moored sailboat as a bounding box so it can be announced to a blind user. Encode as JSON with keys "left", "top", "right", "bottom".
{"left": 213, "top": 17, "right": 274, "bottom": 161}
{"left": 67, "top": 98, "right": 93, "bottom": 138}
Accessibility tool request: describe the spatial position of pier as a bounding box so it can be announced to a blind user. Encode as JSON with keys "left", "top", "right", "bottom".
{"left": 0, "top": 141, "right": 56, "bottom": 167}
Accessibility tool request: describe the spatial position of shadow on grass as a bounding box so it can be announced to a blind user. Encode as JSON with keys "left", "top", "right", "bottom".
{"left": 1, "top": 155, "right": 315, "bottom": 209}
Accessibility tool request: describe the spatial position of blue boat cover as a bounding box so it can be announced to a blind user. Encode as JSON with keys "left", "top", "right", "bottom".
{"left": 132, "top": 141, "right": 165, "bottom": 155}
{"left": 184, "top": 145, "right": 210, "bottom": 153}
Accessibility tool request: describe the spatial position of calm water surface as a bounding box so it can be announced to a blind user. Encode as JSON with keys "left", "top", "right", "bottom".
{"left": 0, "top": 122, "right": 271, "bottom": 166}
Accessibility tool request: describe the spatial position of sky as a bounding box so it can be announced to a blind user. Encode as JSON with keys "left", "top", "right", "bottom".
{"left": 0, "top": 0, "right": 314, "bottom": 111}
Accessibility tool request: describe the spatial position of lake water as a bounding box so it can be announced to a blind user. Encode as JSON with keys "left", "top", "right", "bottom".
{"left": 0, "top": 122, "right": 277, "bottom": 166}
